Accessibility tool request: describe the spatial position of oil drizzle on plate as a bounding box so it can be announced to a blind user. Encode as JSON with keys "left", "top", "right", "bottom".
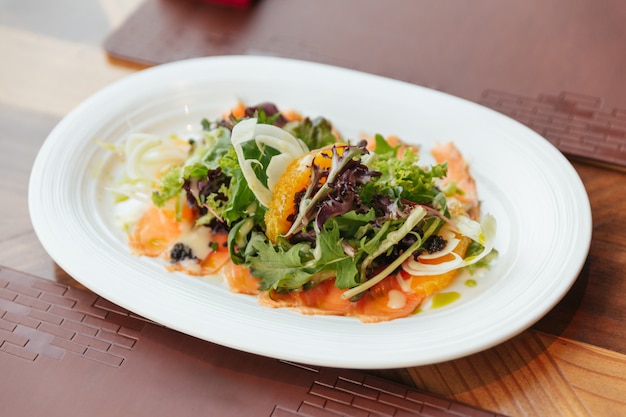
{"left": 431, "top": 291, "right": 461, "bottom": 309}
{"left": 465, "top": 279, "right": 477, "bottom": 287}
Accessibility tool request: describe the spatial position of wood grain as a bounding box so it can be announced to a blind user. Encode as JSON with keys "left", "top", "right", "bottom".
{"left": 2, "top": 1, "right": 626, "bottom": 416}
{"left": 407, "top": 332, "right": 626, "bottom": 417}
{"left": 532, "top": 163, "right": 626, "bottom": 354}
{"left": 0, "top": 26, "right": 135, "bottom": 118}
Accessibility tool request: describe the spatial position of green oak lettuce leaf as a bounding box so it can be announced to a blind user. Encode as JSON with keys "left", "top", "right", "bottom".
{"left": 151, "top": 127, "right": 232, "bottom": 207}
{"left": 151, "top": 167, "right": 184, "bottom": 207}
{"left": 152, "top": 126, "right": 263, "bottom": 226}
{"left": 366, "top": 145, "right": 448, "bottom": 204}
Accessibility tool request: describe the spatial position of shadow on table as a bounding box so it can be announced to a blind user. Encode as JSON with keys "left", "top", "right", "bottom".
{"left": 532, "top": 259, "right": 590, "bottom": 337}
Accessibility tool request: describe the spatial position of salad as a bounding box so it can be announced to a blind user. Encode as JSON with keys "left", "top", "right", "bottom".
{"left": 107, "top": 102, "right": 496, "bottom": 323}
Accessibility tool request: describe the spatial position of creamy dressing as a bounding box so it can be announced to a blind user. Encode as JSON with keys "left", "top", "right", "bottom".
{"left": 175, "top": 258, "right": 203, "bottom": 275}
{"left": 174, "top": 226, "right": 214, "bottom": 261}
{"left": 395, "top": 273, "right": 412, "bottom": 292}
{"left": 386, "top": 289, "right": 407, "bottom": 309}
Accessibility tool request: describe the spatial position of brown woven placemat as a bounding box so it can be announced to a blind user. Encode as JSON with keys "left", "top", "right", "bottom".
{"left": 0, "top": 266, "right": 508, "bottom": 417}
{"left": 104, "top": 0, "right": 626, "bottom": 171}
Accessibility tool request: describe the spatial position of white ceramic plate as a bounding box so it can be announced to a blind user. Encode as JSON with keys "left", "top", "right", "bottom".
{"left": 29, "top": 56, "right": 591, "bottom": 369}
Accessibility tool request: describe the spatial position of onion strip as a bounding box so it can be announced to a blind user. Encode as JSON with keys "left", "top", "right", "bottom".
{"left": 231, "top": 118, "right": 308, "bottom": 207}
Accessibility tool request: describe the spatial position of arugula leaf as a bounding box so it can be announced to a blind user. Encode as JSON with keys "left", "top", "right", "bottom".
{"left": 249, "top": 240, "right": 313, "bottom": 291}
{"left": 333, "top": 209, "right": 375, "bottom": 236}
{"left": 314, "top": 221, "right": 360, "bottom": 288}
{"left": 230, "top": 118, "right": 308, "bottom": 208}
{"left": 244, "top": 219, "right": 363, "bottom": 291}
{"left": 239, "top": 137, "right": 281, "bottom": 188}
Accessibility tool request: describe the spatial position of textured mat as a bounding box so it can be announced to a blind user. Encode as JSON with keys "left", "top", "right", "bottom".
{"left": 0, "top": 266, "right": 508, "bottom": 416}
{"left": 104, "top": 0, "right": 626, "bottom": 171}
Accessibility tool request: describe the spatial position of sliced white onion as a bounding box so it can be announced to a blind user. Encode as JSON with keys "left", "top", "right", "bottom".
{"left": 125, "top": 133, "right": 161, "bottom": 179}
{"left": 418, "top": 227, "right": 460, "bottom": 260}
{"left": 231, "top": 118, "right": 308, "bottom": 207}
{"left": 106, "top": 181, "right": 153, "bottom": 204}
{"left": 265, "top": 153, "right": 296, "bottom": 192}
{"left": 452, "top": 214, "right": 482, "bottom": 243}
{"left": 395, "top": 273, "right": 412, "bottom": 293}
{"left": 402, "top": 213, "right": 497, "bottom": 276}
{"left": 402, "top": 252, "right": 464, "bottom": 276}
{"left": 124, "top": 133, "right": 189, "bottom": 180}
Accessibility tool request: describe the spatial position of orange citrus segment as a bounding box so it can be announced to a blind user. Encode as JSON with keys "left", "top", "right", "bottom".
{"left": 264, "top": 147, "right": 337, "bottom": 242}
{"left": 404, "top": 236, "right": 471, "bottom": 295}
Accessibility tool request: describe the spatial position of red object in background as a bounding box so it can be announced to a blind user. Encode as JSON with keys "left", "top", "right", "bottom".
{"left": 198, "top": 0, "right": 252, "bottom": 7}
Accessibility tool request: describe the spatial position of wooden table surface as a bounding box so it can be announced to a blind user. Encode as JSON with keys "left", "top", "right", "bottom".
{"left": 1, "top": 1, "right": 625, "bottom": 416}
